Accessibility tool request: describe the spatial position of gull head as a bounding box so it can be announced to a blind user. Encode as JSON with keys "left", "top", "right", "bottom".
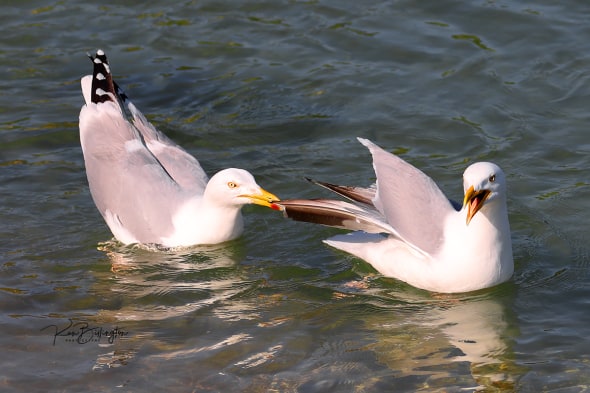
{"left": 206, "top": 168, "right": 281, "bottom": 210}
{"left": 462, "top": 162, "right": 506, "bottom": 225}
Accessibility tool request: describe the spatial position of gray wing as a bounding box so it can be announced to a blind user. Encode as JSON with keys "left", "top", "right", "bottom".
{"left": 80, "top": 51, "right": 198, "bottom": 243}
{"left": 126, "top": 101, "right": 209, "bottom": 193}
{"left": 358, "top": 138, "right": 457, "bottom": 256}
{"left": 86, "top": 49, "right": 209, "bottom": 193}
{"left": 80, "top": 102, "right": 189, "bottom": 243}
{"left": 278, "top": 199, "right": 393, "bottom": 234}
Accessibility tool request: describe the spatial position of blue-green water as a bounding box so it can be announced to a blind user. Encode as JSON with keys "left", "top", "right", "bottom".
{"left": 1, "top": 1, "right": 589, "bottom": 391}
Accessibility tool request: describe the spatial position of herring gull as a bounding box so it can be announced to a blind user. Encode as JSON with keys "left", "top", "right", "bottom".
{"left": 278, "top": 138, "right": 513, "bottom": 293}
{"left": 79, "top": 50, "right": 280, "bottom": 247}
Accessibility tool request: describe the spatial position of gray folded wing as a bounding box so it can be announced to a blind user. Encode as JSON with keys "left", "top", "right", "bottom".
{"left": 79, "top": 50, "right": 210, "bottom": 243}
{"left": 80, "top": 103, "right": 190, "bottom": 243}
{"left": 126, "top": 101, "right": 209, "bottom": 193}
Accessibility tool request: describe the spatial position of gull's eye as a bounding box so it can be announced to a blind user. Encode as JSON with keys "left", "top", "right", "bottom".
{"left": 488, "top": 174, "right": 496, "bottom": 183}
{"left": 227, "top": 181, "right": 238, "bottom": 189}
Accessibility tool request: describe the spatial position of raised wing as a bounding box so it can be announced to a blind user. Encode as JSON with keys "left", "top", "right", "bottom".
{"left": 79, "top": 99, "right": 183, "bottom": 243}
{"left": 80, "top": 50, "right": 197, "bottom": 243}
{"left": 85, "top": 50, "right": 209, "bottom": 194}
{"left": 358, "top": 138, "right": 457, "bottom": 256}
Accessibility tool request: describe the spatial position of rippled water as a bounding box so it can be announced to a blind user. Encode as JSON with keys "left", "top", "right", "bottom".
{"left": 1, "top": 0, "right": 590, "bottom": 392}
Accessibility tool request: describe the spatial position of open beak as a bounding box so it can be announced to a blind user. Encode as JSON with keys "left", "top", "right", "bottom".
{"left": 463, "top": 185, "right": 491, "bottom": 225}
{"left": 240, "top": 188, "right": 282, "bottom": 211}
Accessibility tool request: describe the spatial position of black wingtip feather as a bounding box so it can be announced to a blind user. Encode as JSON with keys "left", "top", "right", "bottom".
{"left": 308, "top": 178, "right": 376, "bottom": 206}
{"left": 87, "top": 49, "right": 129, "bottom": 107}
{"left": 279, "top": 200, "right": 355, "bottom": 229}
{"left": 278, "top": 199, "right": 386, "bottom": 233}
{"left": 88, "top": 49, "right": 116, "bottom": 104}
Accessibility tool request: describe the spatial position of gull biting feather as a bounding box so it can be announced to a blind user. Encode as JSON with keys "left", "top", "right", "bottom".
{"left": 79, "top": 50, "right": 280, "bottom": 247}
{"left": 278, "top": 138, "right": 513, "bottom": 293}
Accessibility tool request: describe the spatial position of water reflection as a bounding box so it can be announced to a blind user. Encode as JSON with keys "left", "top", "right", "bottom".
{"left": 430, "top": 298, "right": 518, "bottom": 389}
{"left": 92, "top": 240, "right": 257, "bottom": 322}
{"left": 79, "top": 240, "right": 267, "bottom": 371}
{"left": 367, "top": 292, "right": 519, "bottom": 391}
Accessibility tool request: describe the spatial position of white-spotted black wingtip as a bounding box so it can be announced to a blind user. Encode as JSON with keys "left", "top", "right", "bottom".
{"left": 85, "top": 49, "right": 131, "bottom": 117}
{"left": 88, "top": 49, "right": 116, "bottom": 105}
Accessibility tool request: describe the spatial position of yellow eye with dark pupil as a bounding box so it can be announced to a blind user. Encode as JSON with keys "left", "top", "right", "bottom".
{"left": 489, "top": 175, "right": 496, "bottom": 182}
{"left": 227, "top": 182, "right": 238, "bottom": 188}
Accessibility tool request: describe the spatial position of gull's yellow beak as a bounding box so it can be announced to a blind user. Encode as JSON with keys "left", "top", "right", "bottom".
{"left": 241, "top": 188, "right": 282, "bottom": 211}
{"left": 463, "top": 185, "right": 491, "bottom": 225}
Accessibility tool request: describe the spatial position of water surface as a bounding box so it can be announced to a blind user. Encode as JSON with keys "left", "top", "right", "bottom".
{"left": 1, "top": 0, "right": 590, "bottom": 391}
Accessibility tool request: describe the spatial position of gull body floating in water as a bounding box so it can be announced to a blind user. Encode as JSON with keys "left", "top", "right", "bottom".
{"left": 278, "top": 138, "right": 513, "bottom": 293}
{"left": 79, "top": 50, "right": 280, "bottom": 247}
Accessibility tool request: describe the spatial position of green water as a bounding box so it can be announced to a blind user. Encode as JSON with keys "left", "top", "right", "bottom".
{"left": 1, "top": 1, "right": 589, "bottom": 391}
